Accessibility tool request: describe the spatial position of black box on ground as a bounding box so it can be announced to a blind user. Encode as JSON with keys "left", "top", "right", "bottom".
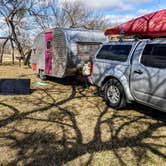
{"left": 0, "top": 79, "right": 30, "bottom": 95}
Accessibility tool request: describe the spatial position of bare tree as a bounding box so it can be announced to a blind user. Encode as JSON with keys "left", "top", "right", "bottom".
{"left": 34, "top": 0, "right": 109, "bottom": 30}
{"left": 0, "top": 0, "right": 109, "bottom": 64}
{"left": 0, "top": 0, "right": 49, "bottom": 64}
{"left": 61, "top": 0, "right": 108, "bottom": 30}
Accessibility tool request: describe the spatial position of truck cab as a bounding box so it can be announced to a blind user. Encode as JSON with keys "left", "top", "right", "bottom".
{"left": 90, "top": 39, "right": 166, "bottom": 112}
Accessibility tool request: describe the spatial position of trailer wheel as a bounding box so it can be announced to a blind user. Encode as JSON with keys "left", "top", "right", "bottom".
{"left": 104, "top": 78, "right": 126, "bottom": 109}
{"left": 39, "top": 70, "right": 47, "bottom": 80}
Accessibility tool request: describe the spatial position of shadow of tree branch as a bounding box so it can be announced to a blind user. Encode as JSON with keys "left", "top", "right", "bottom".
{"left": 0, "top": 82, "right": 165, "bottom": 166}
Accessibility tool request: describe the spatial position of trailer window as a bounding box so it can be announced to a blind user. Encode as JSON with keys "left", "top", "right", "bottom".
{"left": 96, "top": 45, "right": 132, "bottom": 62}
{"left": 78, "top": 43, "right": 100, "bottom": 56}
{"left": 47, "top": 41, "right": 51, "bottom": 49}
{"left": 141, "top": 44, "right": 166, "bottom": 68}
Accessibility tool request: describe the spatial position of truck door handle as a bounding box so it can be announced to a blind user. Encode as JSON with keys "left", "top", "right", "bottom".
{"left": 134, "top": 70, "right": 143, "bottom": 75}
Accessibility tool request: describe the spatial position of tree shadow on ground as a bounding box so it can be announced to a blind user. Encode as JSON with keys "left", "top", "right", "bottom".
{"left": 6, "top": 107, "right": 166, "bottom": 166}
{"left": 0, "top": 84, "right": 165, "bottom": 166}
{"left": 47, "top": 76, "right": 89, "bottom": 87}
{"left": 126, "top": 102, "right": 166, "bottom": 122}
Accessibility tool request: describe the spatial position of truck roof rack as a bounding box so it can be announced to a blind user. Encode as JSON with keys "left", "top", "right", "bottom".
{"left": 108, "top": 34, "right": 166, "bottom": 42}
{"left": 108, "top": 35, "right": 140, "bottom": 42}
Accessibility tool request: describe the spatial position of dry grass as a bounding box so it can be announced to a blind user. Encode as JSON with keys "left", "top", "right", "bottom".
{"left": 0, "top": 64, "right": 165, "bottom": 166}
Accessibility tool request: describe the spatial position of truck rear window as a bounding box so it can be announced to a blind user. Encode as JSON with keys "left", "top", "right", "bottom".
{"left": 96, "top": 45, "right": 132, "bottom": 62}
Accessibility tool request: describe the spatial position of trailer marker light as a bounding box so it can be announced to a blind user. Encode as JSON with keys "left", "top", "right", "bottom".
{"left": 32, "top": 63, "right": 37, "bottom": 71}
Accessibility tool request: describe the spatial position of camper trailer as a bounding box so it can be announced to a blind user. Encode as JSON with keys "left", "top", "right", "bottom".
{"left": 31, "top": 28, "right": 106, "bottom": 79}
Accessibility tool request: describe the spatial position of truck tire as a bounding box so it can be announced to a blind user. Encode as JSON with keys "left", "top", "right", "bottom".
{"left": 103, "top": 78, "right": 126, "bottom": 109}
{"left": 39, "top": 70, "right": 47, "bottom": 80}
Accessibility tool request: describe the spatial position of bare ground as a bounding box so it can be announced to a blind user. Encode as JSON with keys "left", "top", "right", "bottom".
{"left": 0, "top": 64, "right": 165, "bottom": 166}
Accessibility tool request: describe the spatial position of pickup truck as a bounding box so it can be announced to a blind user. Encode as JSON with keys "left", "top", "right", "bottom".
{"left": 88, "top": 39, "right": 166, "bottom": 112}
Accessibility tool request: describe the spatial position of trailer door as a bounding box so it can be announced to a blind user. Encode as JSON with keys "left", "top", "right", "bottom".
{"left": 45, "top": 31, "right": 53, "bottom": 75}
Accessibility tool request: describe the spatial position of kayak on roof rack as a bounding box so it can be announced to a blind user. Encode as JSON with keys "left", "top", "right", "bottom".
{"left": 105, "top": 9, "right": 166, "bottom": 38}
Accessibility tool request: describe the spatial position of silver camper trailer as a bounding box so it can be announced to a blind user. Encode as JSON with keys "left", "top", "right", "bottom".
{"left": 31, "top": 28, "right": 106, "bottom": 79}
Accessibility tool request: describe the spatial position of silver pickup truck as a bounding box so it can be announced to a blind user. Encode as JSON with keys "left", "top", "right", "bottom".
{"left": 89, "top": 39, "right": 166, "bottom": 112}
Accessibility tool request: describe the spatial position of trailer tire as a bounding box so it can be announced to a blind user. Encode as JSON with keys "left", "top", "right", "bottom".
{"left": 104, "top": 78, "right": 126, "bottom": 109}
{"left": 39, "top": 70, "right": 47, "bottom": 80}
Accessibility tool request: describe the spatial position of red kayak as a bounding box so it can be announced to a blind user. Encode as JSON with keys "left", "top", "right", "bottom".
{"left": 105, "top": 9, "right": 166, "bottom": 37}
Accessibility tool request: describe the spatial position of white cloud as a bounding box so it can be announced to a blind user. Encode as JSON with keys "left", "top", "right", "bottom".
{"left": 137, "top": 9, "right": 156, "bottom": 15}
{"left": 34, "top": 0, "right": 53, "bottom": 6}
{"left": 59, "top": 0, "right": 152, "bottom": 10}
{"left": 80, "top": 0, "right": 132, "bottom": 10}
{"left": 105, "top": 14, "right": 135, "bottom": 25}
{"left": 105, "top": 8, "right": 160, "bottom": 27}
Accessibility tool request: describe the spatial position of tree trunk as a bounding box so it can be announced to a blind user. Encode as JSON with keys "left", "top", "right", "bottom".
{"left": 9, "top": 20, "right": 25, "bottom": 63}
{"left": 0, "top": 38, "right": 9, "bottom": 64}
{"left": 10, "top": 39, "right": 15, "bottom": 64}
{"left": 24, "top": 49, "right": 32, "bottom": 67}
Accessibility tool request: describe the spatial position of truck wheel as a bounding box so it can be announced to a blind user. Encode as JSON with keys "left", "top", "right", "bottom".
{"left": 39, "top": 70, "right": 47, "bottom": 80}
{"left": 104, "top": 78, "right": 126, "bottom": 109}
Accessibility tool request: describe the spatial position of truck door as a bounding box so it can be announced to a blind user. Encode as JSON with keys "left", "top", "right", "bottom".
{"left": 45, "top": 31, "right": 53, "bottom": 75}
{"left": 131, "top": 42, "right": 166, "bottom": 111}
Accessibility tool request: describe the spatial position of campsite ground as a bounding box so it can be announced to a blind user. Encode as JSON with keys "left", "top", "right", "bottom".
{"left": 0, "top": 64, "right": 165, "bottom": 166}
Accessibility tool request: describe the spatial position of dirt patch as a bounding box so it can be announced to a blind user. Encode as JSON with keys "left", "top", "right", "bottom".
{"left": 0, "top": 64, "right": 165, "bottom": 166}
